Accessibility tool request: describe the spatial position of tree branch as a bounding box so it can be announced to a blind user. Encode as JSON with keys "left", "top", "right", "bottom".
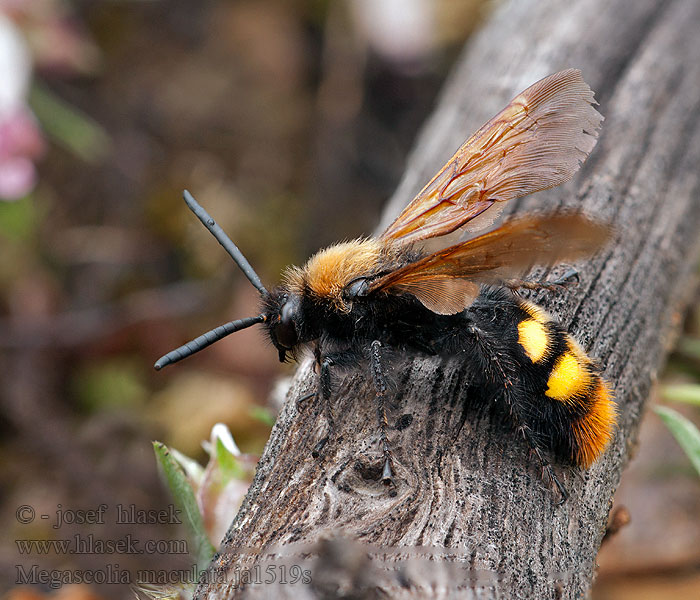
{"left": 194, "top": 0, "right": 700, "bottom": 597}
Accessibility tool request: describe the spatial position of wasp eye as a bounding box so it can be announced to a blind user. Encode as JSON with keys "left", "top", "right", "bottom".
{"left": 275, "top": 298, "right": 299, "bottom": 349}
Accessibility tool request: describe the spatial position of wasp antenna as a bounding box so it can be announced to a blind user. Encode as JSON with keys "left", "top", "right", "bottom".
{"left": 182, "top": 190, "right": 269, "bottom": 296}
{"left": 154, "top": 314, "right": 266, "bottom": 370}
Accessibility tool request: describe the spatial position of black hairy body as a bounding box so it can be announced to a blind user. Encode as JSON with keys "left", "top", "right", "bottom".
{"left": 263, "top": 282, "right": 607, "bottom": 473}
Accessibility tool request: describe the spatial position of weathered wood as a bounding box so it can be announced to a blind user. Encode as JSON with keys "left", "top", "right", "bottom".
{"left": 195, "top": 0, "right": 700, "bottom": 597}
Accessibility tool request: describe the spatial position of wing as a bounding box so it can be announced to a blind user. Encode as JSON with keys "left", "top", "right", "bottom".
{"left": 370, "top": 214, "right": 611, "bottom": 314}
{"left": 380, "top": 69, "right": 603, "bottom": 245}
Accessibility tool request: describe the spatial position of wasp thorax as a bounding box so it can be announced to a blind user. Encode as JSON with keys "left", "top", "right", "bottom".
{"left": 282, "top": 239, "right": 383, "bottom": 311}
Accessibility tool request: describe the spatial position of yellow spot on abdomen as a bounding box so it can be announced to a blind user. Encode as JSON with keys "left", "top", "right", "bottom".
{"left": 518, "top": 319, "right": 549, "bottom": 363}
{"left": 546, "top": 352, "right": 588, "bottom": 400}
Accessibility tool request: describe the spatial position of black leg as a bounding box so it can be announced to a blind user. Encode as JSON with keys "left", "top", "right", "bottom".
{"left": 370, "top": 340, "right": 394, "bottom": 485}
{"left": 320, "top": 356, "right": 336, "bottom": 436}
{"left": 298, "top": 343, "right": 321, "bottom": 410}
{"left": 312, "top": 356, "right": 336, "bottom": 457}
{"left": 320, "top": 356, "right": 335, "bottom": 404}
{"left": 520, "top": 424, "right": 569, "bottom": 505}
{"left": 552, "top": 266, "right": 580, "bottom": 286}
{"left": 296, "top": 390, "right": 315, "bottom": 411}
{"left": 504, "top": 387, "right": 570, "bottom": 505}
{"left": 504, "top": 267, "right": 580, "bottom": 292}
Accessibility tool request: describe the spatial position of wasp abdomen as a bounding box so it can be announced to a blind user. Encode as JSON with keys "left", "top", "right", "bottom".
{"left": 513, "top": 298, "right": 616, "bottom": 468}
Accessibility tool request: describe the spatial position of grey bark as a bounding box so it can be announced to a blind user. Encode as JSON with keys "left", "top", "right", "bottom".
{"left": 194, "top": 0, "right": 700, "bottom": 598}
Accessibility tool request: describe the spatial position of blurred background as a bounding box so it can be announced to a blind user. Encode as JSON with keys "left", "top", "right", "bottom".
{"left": 0, "top": 1, "right": 698, "bottom": 599}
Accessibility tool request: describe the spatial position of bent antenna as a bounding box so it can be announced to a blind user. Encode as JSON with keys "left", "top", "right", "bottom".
{"left": 183, "top": 190, "right": 268, "bottom": 296}
{"left": 153, "top": 191, "right": 270, "bottom": 370}
{"left": 154, "top": 315, "right": 266, "bottom": 370}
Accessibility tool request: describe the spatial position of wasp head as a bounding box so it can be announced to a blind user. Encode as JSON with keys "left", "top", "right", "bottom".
{"left": 263, "top": 290, "right": 304, "bottom": 362}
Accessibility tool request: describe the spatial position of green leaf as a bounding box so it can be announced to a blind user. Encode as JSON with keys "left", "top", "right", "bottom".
{"left": 677, "top": 336, "right": 700, "bottom": 360}
{"left": 249, "top": 405, "right": 276, "bottom": 427}
{"left": 0, "top": 195, "right": 37, "bottom": 241}
{"left": 215, "top": 437, "right": 245, "bottom": 482}
{"left": 662, "top": 384, "right": 700, "bottom": 406}
{"left": 654, "top": 406, "right": 700, "bottom": 477}
{"left": 29, "top": 82, "right": 111, "bottom": 163}
{"left": 153, "top": 441, "right": 215, "bottom": 570}
{"left": 72, "top": 359, "right": 147, "bottom": 412}
{"left": 169, "top": 447, "right": 205, "bottom": 487}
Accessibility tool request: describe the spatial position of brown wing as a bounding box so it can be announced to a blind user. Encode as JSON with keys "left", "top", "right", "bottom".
{"left": 370, "top": 214, "right": 611, "bottom": 314}
{"left": 380, "top": 69, "right": 603, "bottom": 245}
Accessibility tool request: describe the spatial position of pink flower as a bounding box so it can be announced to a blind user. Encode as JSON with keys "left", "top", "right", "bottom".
{"left": 0, "top": 13, "right": 45, "bottom": 200}
{"left": 0, "top": 106, "right": 44, "bottom": 200}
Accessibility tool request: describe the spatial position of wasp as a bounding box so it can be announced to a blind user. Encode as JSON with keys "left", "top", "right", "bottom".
{"left": 155, "top": 69, "right": 616, "bottom": 502}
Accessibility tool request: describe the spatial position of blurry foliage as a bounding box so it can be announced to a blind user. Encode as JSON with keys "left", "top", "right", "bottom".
{"left": 249, "top": 404, "right": 277, "bottom": 428}
{"left": 654, "top": 405, "right": 700, "bottom": 477}
{"left": 154, "top": 424, "right": 257, "bottom": 565}
{"left": 655, "top": 306, "right": 700, "bottom": 479}
{"left": 0, "top": 193, "right": 38, "bottom": 240}
{"left": 153, "top": 441, "right": 216, "bottom": 572}
{"left": 71, "top": 357, "right": 148, "bottom": 413}
{"left": 663, "top": 383, "right": 700, "bottom": 406}
{"left": 148, "top": 371, "right": 271, "bottom": 456}
{"left": 29, "top": 83, "right": 111, "bottom": 163}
